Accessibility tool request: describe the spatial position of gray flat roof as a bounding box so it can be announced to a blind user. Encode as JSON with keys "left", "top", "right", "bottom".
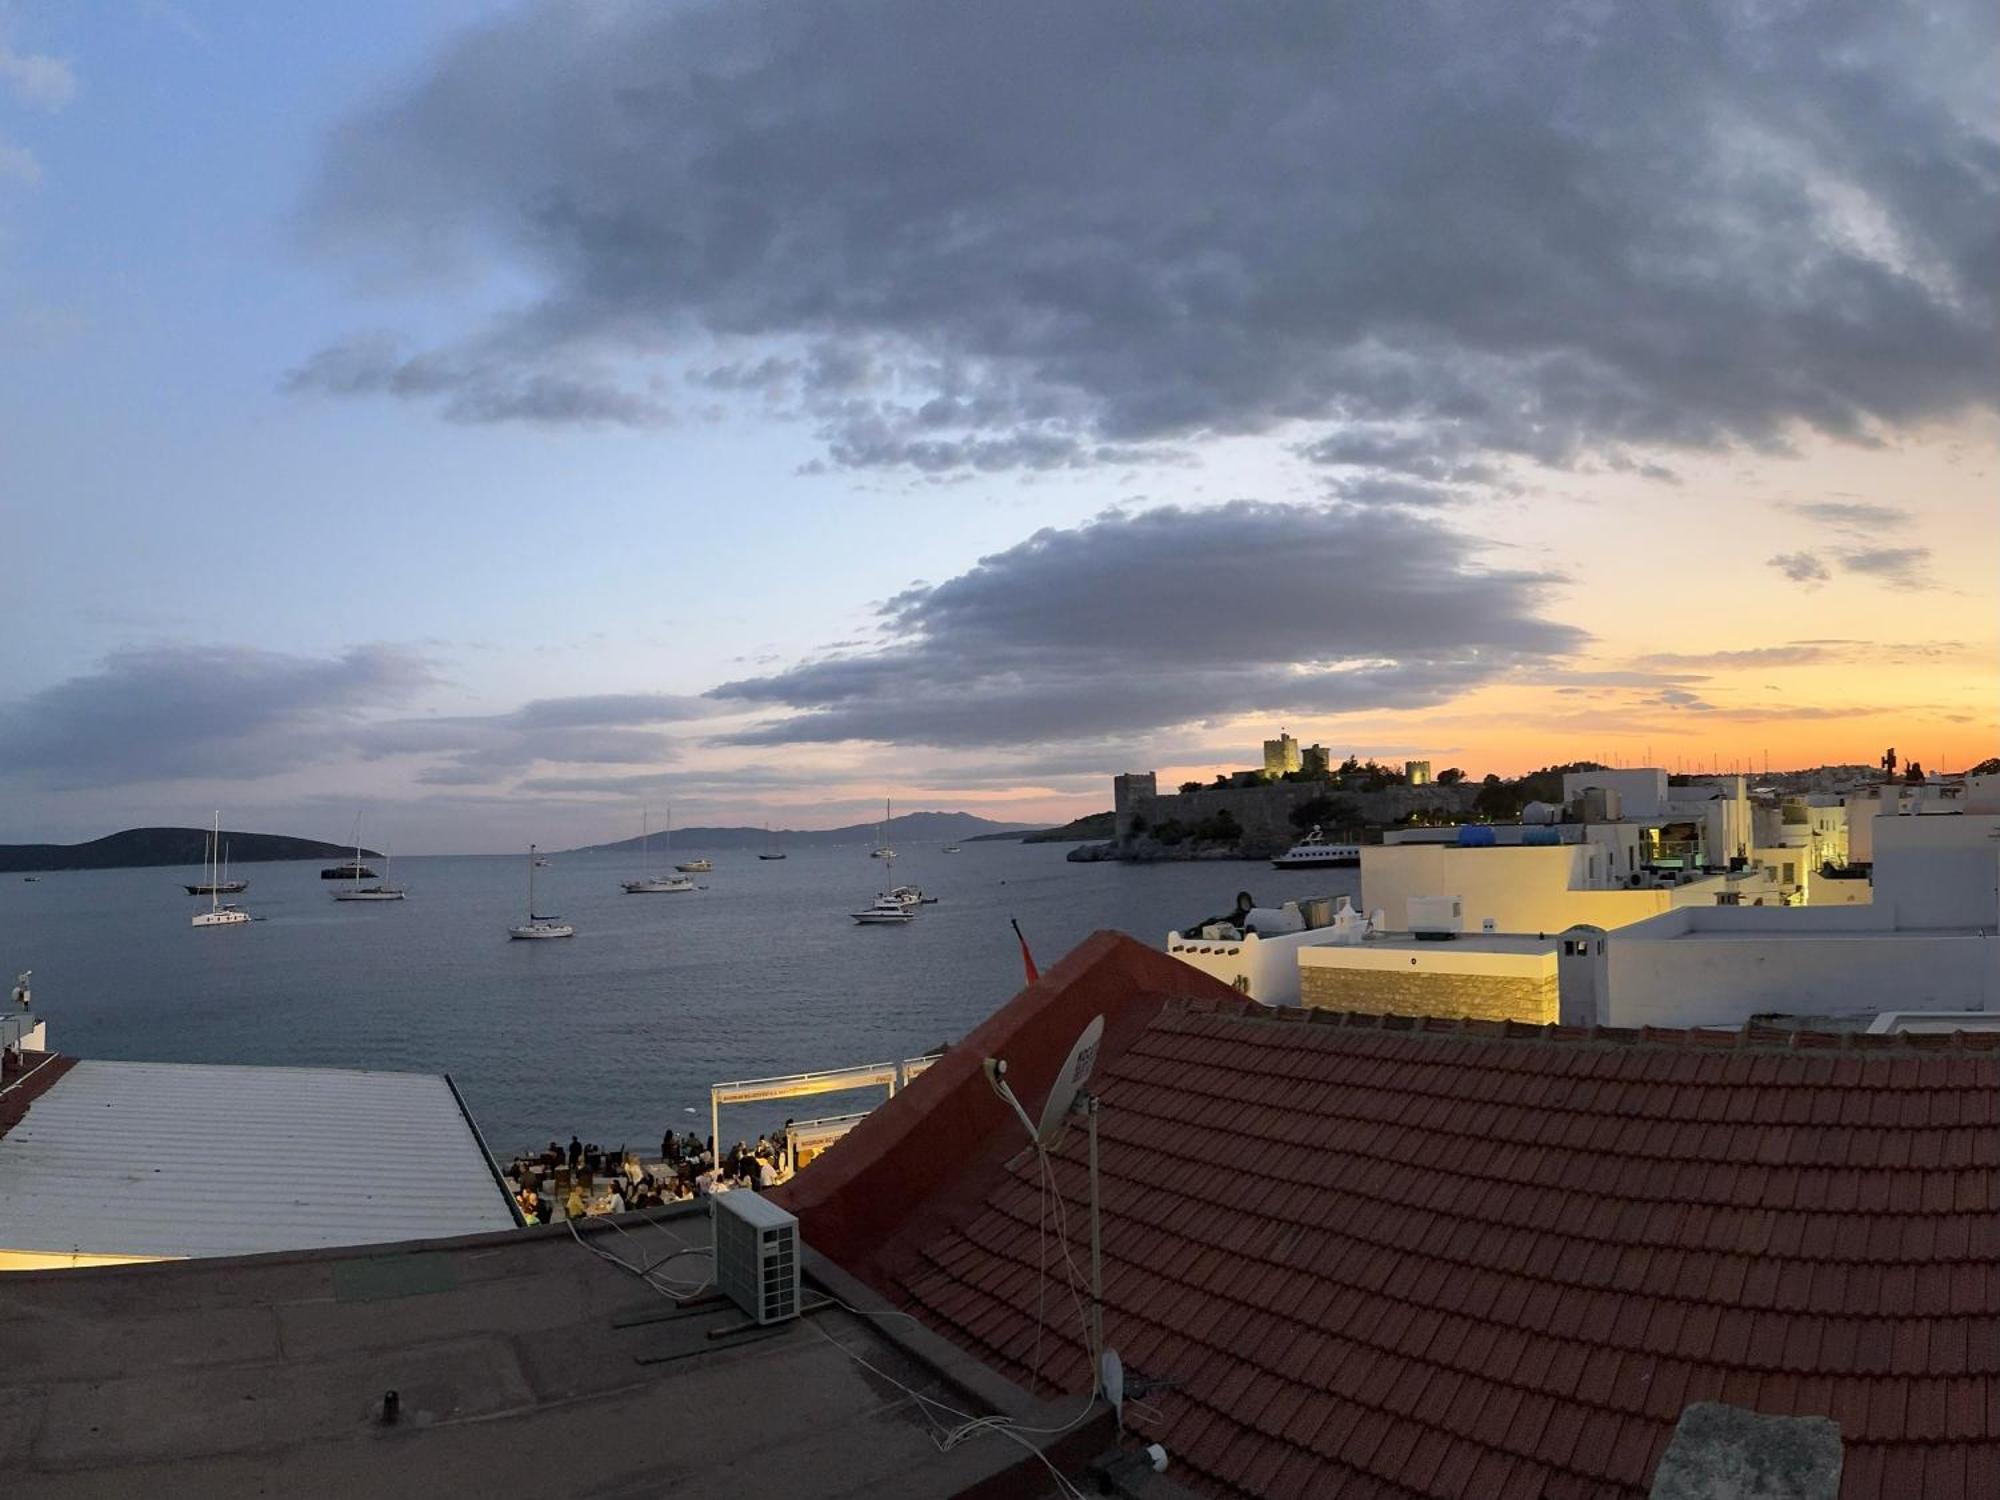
{"left": 0, "top": 1211, "right": 1102, "bottom": 1498}
{"left": 0, "top": 1059, "right": 517, "bottom": 1260}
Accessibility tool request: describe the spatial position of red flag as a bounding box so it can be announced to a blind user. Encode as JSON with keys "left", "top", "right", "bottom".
{"left": 1011, "top": 918, "right": 1040, "bottom": 986}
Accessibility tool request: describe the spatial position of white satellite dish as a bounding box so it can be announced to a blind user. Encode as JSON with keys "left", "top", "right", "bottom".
{"left": 1101, "top": 1347, "right": 1125, "bottom": 1430}
{"left": 1033, "top": 1014, "right": 1104, "bottom": 1146}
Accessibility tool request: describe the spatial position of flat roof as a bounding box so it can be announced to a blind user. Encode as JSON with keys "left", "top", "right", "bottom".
{"left": 0, "top": 1059, "right": 518, "bottom": 1260}
{"left": 0, "top": 1210, "right": 1101, "bottom": 1498}
{"left": 1322, "top": 931, "right": 1564, "bottom": 955}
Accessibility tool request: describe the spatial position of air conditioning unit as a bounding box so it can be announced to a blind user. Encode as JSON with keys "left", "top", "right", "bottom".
{"left": 713, "top": 1192, "right": 801, "bottom": 1325}
{"left": 1409, "top": 895, "right": 1463, "bottom": 940}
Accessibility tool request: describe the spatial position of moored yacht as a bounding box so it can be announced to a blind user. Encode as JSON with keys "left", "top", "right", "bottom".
{"left": 192, "top": 814, "right": 252, "bottom": 928}
{"left": 851, "top": 893, "right": 916, "bottom": 924}
{"left": 622, "top": 806, "right": 695, "bottom": 894}
{"left": 1272, "top": 826, "right": 1361, "bottom": 868}
{"left": 510, "top": 845, "right": 574, "bottom": 939}
{"left": 674, "top": 857, "right": 712, "bottom": 873}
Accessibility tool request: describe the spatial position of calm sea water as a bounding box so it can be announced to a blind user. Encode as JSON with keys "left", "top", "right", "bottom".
{"left": 1, "top": 842, "right": 1357, "bottom": 1154}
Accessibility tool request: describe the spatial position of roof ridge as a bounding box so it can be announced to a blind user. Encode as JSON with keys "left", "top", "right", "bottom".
{"left": 1158, "top": 1001, "right": 2000, "bottom": 1054}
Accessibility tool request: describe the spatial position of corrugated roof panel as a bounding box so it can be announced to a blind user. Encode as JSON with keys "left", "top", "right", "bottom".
{"left": 0, "top": 1060, "right": 517, "bottom": 1259}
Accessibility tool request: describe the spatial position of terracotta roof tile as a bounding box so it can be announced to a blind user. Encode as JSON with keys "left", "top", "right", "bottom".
{"left": 792, "top": 936, "right": 2000, "bottom": 1499}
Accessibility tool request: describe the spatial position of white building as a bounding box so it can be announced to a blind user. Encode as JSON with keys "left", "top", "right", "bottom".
{"left": 1601, "top": 794, "right": 2000, "bottom": 1029}
{"left": 1361, "top": 840, "right": 1731, "bottom": 936}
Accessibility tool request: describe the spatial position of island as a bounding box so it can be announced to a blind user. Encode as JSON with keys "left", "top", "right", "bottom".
{"left": 0, "top": 828, "right": 379, "bottom": 873}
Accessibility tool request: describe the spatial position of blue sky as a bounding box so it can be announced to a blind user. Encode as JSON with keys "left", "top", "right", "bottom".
{"left": 3, "top": 2, "right": 1994, "bottom": 851}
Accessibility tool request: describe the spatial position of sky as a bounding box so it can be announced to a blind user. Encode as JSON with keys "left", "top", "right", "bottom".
{"left": 1, "top": 0, "right": 1994, "bottom": 852}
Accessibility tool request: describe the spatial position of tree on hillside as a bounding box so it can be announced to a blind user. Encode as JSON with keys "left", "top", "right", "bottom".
{"left": 1436, "top": 767, "right": 1466, "bottom": 784}
{"left": 1290, "top": 795, "right": 1360, "bottom": 833}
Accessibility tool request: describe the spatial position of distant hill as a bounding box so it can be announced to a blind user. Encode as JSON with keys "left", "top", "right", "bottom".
{"left": 0, "top": 827, "right": 378, "bottom": 873}
{"left": 968, "top": 810, "right": 1115, "bottom": 844}
{"left": 568, "top": 809, "right": 1036, "bottom": 854}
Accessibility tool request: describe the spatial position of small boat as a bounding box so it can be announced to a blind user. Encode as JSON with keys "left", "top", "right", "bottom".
{"left": 623, "top": 806, "right": 695, "bottom": 894}
{"left": 887, "top": 884, "right": 933, "bottom": 908}
{"left": 1271, "top": 826, "right": 1362, "bottom": 869}
{"left": 192, "top": 813, "right": 252, "bottom": 928}
{"left": 22, "top": 876, "right": 39, "bottom": 883}
{"left": 321, "top": 860, "right": 377, "bottom": 881}
{"left": 942, "top": 844, "right": 961, "bottom": 854}
{"left": 675, "top": 857, "right": 712, "bottom": 873}
{"left": 852, "top": 894, "right": 917, "bottom": 925}
{"left": 758, "top": 823, "right": 786, "bottom": 860}
{"left": 334, "top": 827, "right": 406, "bottom": 901}
{"left": 186, "top": 838, "right": 248, "bottom": 895}
{"left": 871, "top": 798, "right": 896, "bottom": 859}
{"left": 509, "top": 844, "right": 574, "bottom": 939}
{"left": 533, "top": 857, "right": 550, "bottom": 868}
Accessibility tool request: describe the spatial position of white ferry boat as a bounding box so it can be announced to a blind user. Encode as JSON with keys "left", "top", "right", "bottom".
{"left": 1271, "top": 826, "right": 1361, "bottom": 869}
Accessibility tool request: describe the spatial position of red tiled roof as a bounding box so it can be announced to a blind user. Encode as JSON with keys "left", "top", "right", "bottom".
{"left": 792, "top": 933, "right": 2000, "bottom": 1499}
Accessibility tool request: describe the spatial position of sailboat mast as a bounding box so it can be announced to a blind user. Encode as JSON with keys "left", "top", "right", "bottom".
{"left": 210, "top": 811, "right": 221, "bottom": 915}
{"left": 528, "top": 844, "right": 537, "bottom": 917}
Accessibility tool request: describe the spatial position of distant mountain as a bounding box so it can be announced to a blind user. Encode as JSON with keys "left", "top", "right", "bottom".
{"left": 567, "top": 809, "right": 1036, "bottom": 854}
{"left": 0, "top": 827, "right": 379, "bottom": 873}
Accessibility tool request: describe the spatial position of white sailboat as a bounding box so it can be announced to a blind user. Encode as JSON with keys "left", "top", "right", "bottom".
{"left": 758, "top": 823, "right": 786, "bottom": 860}
{"left": 191, "top": 812, "right": 251, "bottom": 928}
{"left": 334, "top": 817, "right": 406, "bottom": 901}
{"left": 509, "top": 845, "right": 574, "bottom": 939}
{"left": 854, "top": 830, "right": 924, "bottom": 921}
{"left": 623, "top": 805, "right": 694, "bottom": 894}
{"left": 871, "top": 797, "right": 896, "bottom": 858}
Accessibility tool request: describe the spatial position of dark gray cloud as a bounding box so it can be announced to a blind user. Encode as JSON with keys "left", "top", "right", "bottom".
{"left": 1768, "top": 551, "right": 1833, "bottom": 585}
{"left": 1836, "top": 545, "right": 1937, "bottom": 590}
{"left": 300, "top": 1, "right": 1998, "bottom": 482}
{"left": 283, "top": 333, "right": 670, "bottom": 427}
{"left": 707, "top": 501, "right": 1584, "bottom": 747}
{"left": 0, "top": 644, "right": 435, "bottom": 787}
{"left": 1766, "top": 545, "right": 1938, "bottom": 590}
{"left": 359, "top": 692, "right": 712, "bottom": 785}
{"left": 1784, "top": 500, "right": 1911, "bottom": 530}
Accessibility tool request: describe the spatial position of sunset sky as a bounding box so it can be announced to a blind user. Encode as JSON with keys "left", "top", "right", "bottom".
{"left": 2, "top": 1, "right": 1994, "bottom": 851}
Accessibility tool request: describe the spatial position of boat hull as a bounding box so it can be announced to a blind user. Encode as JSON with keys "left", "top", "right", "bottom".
{"left": 192, "top": 909, "right": 251, "bottom": 928}
{"left": 185, "top": 882, "right": 249, "bottom": 895}
{"left": 509, "top": 922, "right": 574, "bottom": 940}
{"left": 622, "top": 878, "right": 694, "bottom": 893}
{"left": 334, "top": 888, "right": 406, "bottom": 901}
{"left": 852, "top": 911, "right": 915, "bottom": 924}
{"left": 1270, "top": 853, "right": 1361, "bottom": 868}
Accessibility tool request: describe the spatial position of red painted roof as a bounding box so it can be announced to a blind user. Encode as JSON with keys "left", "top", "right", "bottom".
{"left": 787, "top": 933, "right": 2000, "bottom": 1499}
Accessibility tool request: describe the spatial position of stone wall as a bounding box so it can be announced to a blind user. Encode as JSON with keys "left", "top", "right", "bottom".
{"left": 1114, "top": 777, "right": 1478, "bottom": 859}
{"left": 1298, "top": 965, "right": 1559, "bottom": 1024}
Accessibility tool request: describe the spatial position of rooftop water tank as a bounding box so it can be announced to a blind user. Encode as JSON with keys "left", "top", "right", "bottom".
{"left": 1522, "top": 826, "right": 1562, "bottom": 846}
{"left": 1521, "top": 801, "right": 1560, "bottom": 825}
{"left": 1456, "top": 825, "right": 1497, "bottom": 847}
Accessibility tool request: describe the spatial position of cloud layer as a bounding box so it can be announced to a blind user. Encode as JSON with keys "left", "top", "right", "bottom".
{"left": 300, "top": 1, "right": 1999, "bottom": 485}
{"left": 710, "top": 501, "right": 1584, "bottom": 747}
{"left": 0, "top": 645, "right": 435, "bottom": 787}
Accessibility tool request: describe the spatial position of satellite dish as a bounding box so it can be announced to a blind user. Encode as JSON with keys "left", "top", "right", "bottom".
{"left": 1033, "top": 1015, "right": 1104, "bottom": 1146}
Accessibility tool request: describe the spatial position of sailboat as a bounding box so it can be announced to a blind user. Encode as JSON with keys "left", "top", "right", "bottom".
{"left": 853, "top": 832, "right": 924, "bottom": 922}
{"left": 509, "top": 844, "right": 574, "bottom": 939}
{"left": 334, "top": 822, "right": 406, "bottom": 902}
{"left": 623, "top": 805, "right": 694, "bottom": 893}
{"left": 185, "top": 835, "right": 248, "bottom": 895}
{"left": 871, "top": 797, "right": 895, "bottom": 858}
{"left": 758, "top": 822, "right": 786, "bottom": 860}
{"left": 191, "top": 813, "right": 252, "bottom": 928}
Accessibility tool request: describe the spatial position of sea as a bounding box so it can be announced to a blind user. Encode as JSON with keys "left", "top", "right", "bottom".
{"left": 1, "top": 841, "right": 1358, "bottom": 1156}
